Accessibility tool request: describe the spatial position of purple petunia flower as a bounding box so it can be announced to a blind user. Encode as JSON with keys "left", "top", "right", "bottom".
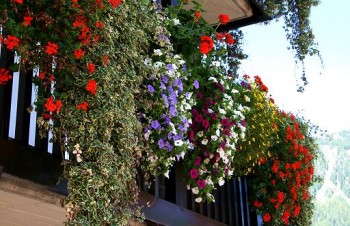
{"left": 170, "top": 106, "right": 176, "bottom": 117}
{"left": 194, "top": 80, "right": 199, "bottom": 89}
{"left": 167, "top": 64, "right": 174, "bottom": 74}
{"left": 162, "top": 94, "right": 169, "bottom": 108}
{"left": 167, "top": 132, "right": 173, "bottom": 140}
{"left": 147, "top": 85, "right": 155, "bottom": 93}
{"left": 151, "top": 120, "right": 161, "bottom": 130}
{"left": 158, "top": 139, "right": 165, "bottom": 149}
{"left": 182, "top": 65, "right": 187, "bottom": 71}
{"left": 165, "top": 141, "right": 173, "bottom": 151}
{"left": 160, "top": 82, "right": 166, "bottom": 90}
{"left": 162, "top": 75, "right": 169, "bottom": 84}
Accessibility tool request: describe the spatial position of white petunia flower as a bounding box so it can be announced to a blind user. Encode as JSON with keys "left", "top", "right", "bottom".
{"left": 195, "top": 197, "right": 202, "bottom": 203}
{"left": 218, "top": 107, "right": 226, "bottom": 115}
{"left": 201, "top": 138, "right": 208, "bottom": 145}
{"left": 211, "top": 135, "right": 218, "bottom": 141}
{"left": 153, "top": 49, "right": 162, "bottom": 56}
{"left": 218, "top": 178, "right": 225, "bottom": 186}
{"left": 198, "top": 131, "right": 204, "bottom": 137}
{"left": 192, "top": 187, "right": 199, "bottom": 194}
{"left": 208, "top": 108, "right": 214, "bottom": 113}
{"left": 208, "top": 77, "right": 218, "bottom": 83}
{"left": 174, "top": 140, "right": 184, "bottom": 146}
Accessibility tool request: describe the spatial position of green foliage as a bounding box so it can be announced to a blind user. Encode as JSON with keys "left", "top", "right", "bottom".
{"left": 256, "top": 0, "right": 321, "bottom": 88}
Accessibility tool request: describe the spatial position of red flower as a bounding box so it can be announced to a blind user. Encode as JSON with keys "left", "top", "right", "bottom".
{"left": 190, "top": 169, "right": 199, "bottom": 179}
{"left": 263, "top": 213, "right": 271, "bottom": 222}
{"left": 87, "top": 63, "right": 96, "bottom": 74}
{"left": 259, "top": 157, "right": 266, "bottom": 165}
{"left": 293, "top": 205, "right": 301, "bottom": 217}
{"left": 56, "top": 100, "right": 63, "bottom": 112}
{"left": 74, "top": 49, "right": 85, "bottom": 59}
{"left": 44, "top": 96, "right": 62, "bottom": 113}
{"left": 73, "top": 15, "right": 86, "bottom": 27}
{"left": 4, "top": 35, "right": 20, "bottom": 50}
{"left": 14, "top": 0, "right": 23, "bottom": 3}
{"left": 22, "top": 16, "right": 33, "bottom": 26}
{"left": 197, "top": 179, "right": 206, "bottom": 189}
{"left": 0, "top": 68, "right": 12, "bottom": 85}
{"left": 217, "top": 32, "right": 224, "bottom": 40}
{"left": 95, "top": 21, "right": 105, "bottom": 29}
{"left": 199, "top": 36, "right": 214, "bottom": 55}
{"left": 277, "top": 191, "right": 285, "bottom": 203}
{"left": 77, "top": 102, "right": 89, "bottom": 112}
{"left": 85, "top": 79, "right": 97, "bottom": 95}
{"left": 45, "top": 42, "right": 59, "bottom": 55}
{"left": 38, "top": 72, "right": 45, "bottom": 80}
{"left": 218, "top": 14, "right": 230, "bottom": 25}
{"left": 253, "top": 200, "right": 263, "bottom": 208}
{"left": 194, "top": 11, "right": 201, "bottom": 21}
{"left": 225, "top": 33, "right": 235, "bottom": 45}
{"left": 108, "top": 0, "right": 122, "bottom": 9}
{"left": 281, "top": 211, "right": 291, "bottom": 225}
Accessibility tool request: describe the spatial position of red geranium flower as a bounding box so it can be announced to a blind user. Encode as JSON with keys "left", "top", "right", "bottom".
{"left": 14, "top": 0, "right": 23, "bottom": 3}
{"left": 44, "top": 96, "right": 62, "bottom": 113}
{"left": 45, "top": 42, "right": 59, "bottom": 55}
{"left": 0, "top": 68, "right": 12, "bottom": 85}
{"left": 199, "top": 36, "right": 214, "bottom": 55}
{"left": 108, "top": 0, "right": 122, "bottom": 9}
{"left": 4, "top": 35, "right": 20, "bottom": 50}
{"left": 263, "top": 213, "right": 271, "bottom": 222}
{"left": 85, "top": 79, "right": 97, "bottom": 95}
{"left": 194, "top": 11, "right": 201, "bottom": 21}
{"left": 77, "top": 102, "right": 89, "bottom": 112}
{"left": 74, "top": 49, "right": 85, "bottom": 59}
{"left": 22, "top": 16, "right": 33, "bottom": 26}
{"left": 95, "top": 21, "right": 105, "bottom": 29}
{"left": 253, "top": 200, "right": 263, "bottom": 208}
{"left": 225, "top": 33, "right": 235, "bottom": 45}
{"left": 87, "top": 63, "right": 96, "bottom": 74}
{"left": 218, "top": 14, "right": 230, "bottom": 25}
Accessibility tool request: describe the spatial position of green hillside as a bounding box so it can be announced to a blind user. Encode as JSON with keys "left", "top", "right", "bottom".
{"left": 312, "top": 130, "right": 350, "bottom": 226}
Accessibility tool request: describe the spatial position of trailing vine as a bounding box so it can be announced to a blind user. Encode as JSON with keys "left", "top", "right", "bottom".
{"left": 256, "top": 0, "right": 321, "bottom": 89}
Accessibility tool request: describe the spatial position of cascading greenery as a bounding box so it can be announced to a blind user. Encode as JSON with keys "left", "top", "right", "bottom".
{"left": 256, "top": 0, "right": 321, "bottom": 89}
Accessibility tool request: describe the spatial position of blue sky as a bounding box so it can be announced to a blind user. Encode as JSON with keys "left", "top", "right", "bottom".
{"left": 239, "top": 0, "right": 350, "bottom": 132}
